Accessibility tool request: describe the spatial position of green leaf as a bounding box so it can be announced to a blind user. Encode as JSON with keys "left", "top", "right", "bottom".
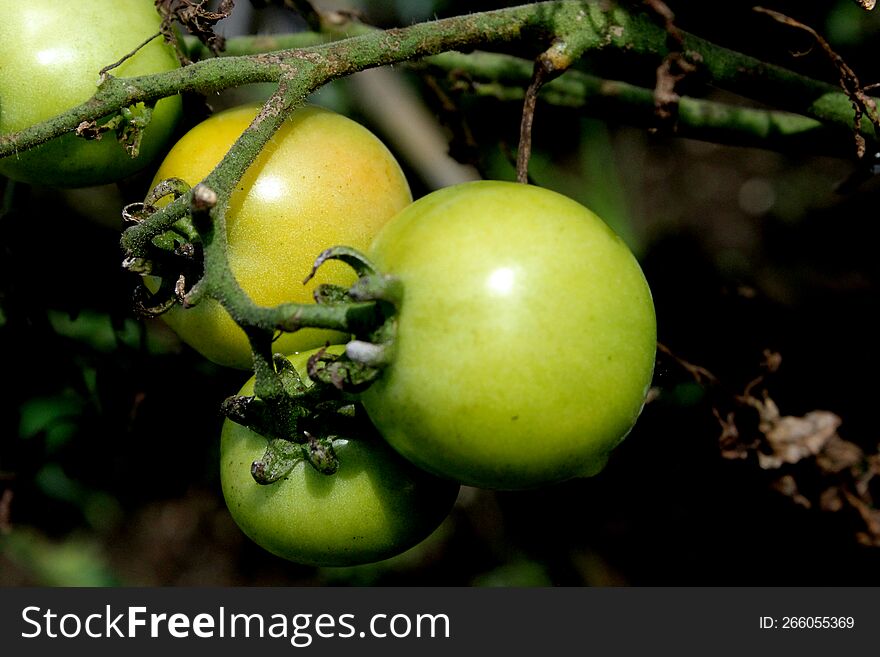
{"left": 19, "top": 394, "right": 85, "bottom": 445}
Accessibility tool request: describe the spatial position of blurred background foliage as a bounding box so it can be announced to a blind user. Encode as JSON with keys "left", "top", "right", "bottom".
{"left": 2, "top": 0, "right": 880, "bottom": 586}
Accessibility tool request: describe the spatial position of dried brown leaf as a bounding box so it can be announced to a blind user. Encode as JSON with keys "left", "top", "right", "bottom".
{"left": 855, "top": 453, "right": 879, "bottom": 497}
{"left": 816, "top": 435, "right": 864, "bottom": 474}
{"left": 820, "top": 486, "right": 845, "bottom": 512}
{"left": 844, "top": 490, "right": 880, "bottom": 546}
{"left": 741, "top": 350, "right": 781, "bottom": 399}
{"left": 714, "top": 408, "right": 752, "bottom": 460}
{"left": 855, "top": 0, "right": 876, "bottom": 10}
{"left": 653, "top": 56, "right": 682, "bottom": 122}
{"left": 642, "top": 1, "right": 701, "bottom": 126}
{"left": 761, "top": 349, "right": 782, "bottom": 374}
{"left": 76, "top": 120, "right": 105, "bottom": 141}
{"left": 155, "top": 0, "right": 235, "bottom": 56}
{"left": 756, "top": 408, "right": 841, "bottom": 470}
{"left": 772, "top": 475, "right": 811, "bottom": 509}
{"left": 686, "top": 342, "right": 880, "bottom": 547}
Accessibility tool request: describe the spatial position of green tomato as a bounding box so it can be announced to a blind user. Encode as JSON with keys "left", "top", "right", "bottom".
{"left": 148, "top": 104, "right": 412, "bottom": 369}
{"left": 0, "top": 0, "right": 182, "bottom": 187}
{"left": 220, "top": 347, "right": 459, "bottom": 567}
{"left": 360, "top": 180, "right": 657, "bottom": 490}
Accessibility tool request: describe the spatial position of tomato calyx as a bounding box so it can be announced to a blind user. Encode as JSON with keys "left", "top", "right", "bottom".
{"left": 215, "top": 245, "right": 407, "bottom": 483}
{"left": 220, "top": 354, "right": 371, "bottom": 482}
{"left": 124, "top": 187, "right": 407, "bottom": 479}
{"left": 123, "top": 178, "right": 202, "bottom": 315}
{"left": 122, "top": 178, "right": 402, "bottom": 350}
{"left": 303, "top": 246, "right": 401, "bottom": 392}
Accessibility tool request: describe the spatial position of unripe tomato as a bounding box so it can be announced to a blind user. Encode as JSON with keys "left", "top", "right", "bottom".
{"left": 360, "top": 181, "right": 657, "bottom": 490}
{"left": 0, "top": 0, "right": 182, "bottom": 187}
{"left": 149, "top": 104, "right": 412, "bottom": 369}
{"left": 220, "top": 348, "right": 459, "bottom": 567}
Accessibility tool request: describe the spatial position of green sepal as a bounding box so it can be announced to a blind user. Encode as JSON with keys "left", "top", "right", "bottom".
{"left": 221, "top": 394, "right": 310, "bottom": 441}
{"left": 303, "top": 245, "right": 379, "bottom": 285}
{"left": 145, "top": 177, "right": 192, "bottom": 208}
{"left": 251, "top": 438, "right": 304, "bottom": 484}
{"left": 273, "top": 354, "right": 308, "bottom": 395}
{"left": 131, "top": 278, "right": 178, "bottom": 318}
{"left": 307, "top": 349, "right": 383, "bottom": 392}
{"left": 304, "top": 432, "right": 339, "bottom": 475}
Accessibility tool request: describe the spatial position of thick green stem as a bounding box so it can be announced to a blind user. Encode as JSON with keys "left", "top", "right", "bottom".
{"left": 3, "top": 0, "right": 871, "bottom": 165}
{"left": 0, "top": 2, "right": 572, "bottom": 159}
{"left": 424, "top": 51, "right": 851, "bottom": 156}
{"left": 188, "top": 16, "right": 873, "bottom": 159}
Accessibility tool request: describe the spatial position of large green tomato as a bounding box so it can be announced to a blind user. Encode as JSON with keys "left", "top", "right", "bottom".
{"left": 0, "top": 0, "right": 182, "bottom": 187}
{"left": 360, "top": 181, "right": 657, "bottom": 490}
{"left": 150, "top": 104, "right": 412, "bottom": 369}
{"left": 220, "top": 348, "right": 459, "bottom": 567}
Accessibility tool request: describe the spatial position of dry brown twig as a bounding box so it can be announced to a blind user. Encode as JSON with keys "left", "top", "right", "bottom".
{"left": 643, "top": 0, "right": 702, "bottom": 127}
{"left": 657, "top": 342, "right": 718, "bottom": 387}
{"left": 516, "top": 40, "right": 577, "bottom": 183}
{"left": 754, "top": 6, "right": 880, "bottom": 159}
{"left": 516, "top": 61, "right": 552, "bottom": 183}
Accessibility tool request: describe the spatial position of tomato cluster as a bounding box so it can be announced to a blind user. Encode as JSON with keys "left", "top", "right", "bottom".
{"left": 2, "top": 1, "right": 657, "bottom": 568}
{"left": 212, "top": 175, "right": 655, "bottom": 563}
{"left": 156, "top": 107, "right": 655, "bottom": 561}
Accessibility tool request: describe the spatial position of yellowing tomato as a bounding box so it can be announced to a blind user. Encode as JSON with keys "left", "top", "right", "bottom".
{"left": 0, "top": 0, "right": 182, "bottom": 187}
{"left": 150, "top": 104, "right": 412, "bottom": 368}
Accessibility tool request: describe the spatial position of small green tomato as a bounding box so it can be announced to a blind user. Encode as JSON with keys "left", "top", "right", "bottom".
{"left": 220, "top": 348, "right": 460, "bottom": 567}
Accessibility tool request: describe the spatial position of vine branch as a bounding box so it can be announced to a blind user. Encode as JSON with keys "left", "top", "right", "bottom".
{"left": 419, "top": 50, "right": 854, "bottom": 157}
{"left": 2, "top": 1, "right": 875, "bottom": 167}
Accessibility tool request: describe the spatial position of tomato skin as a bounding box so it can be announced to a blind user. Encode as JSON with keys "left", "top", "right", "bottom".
{"left": 0, "top": 0, "right": 182, "bottom": 187}
{"left": 360, "top": 180, "right": 657, "bottom": 490}
{"left": 220, "top": 348, "right": 459, "bottom": 567}
{"left": 150, "top": 104, "right": 412, "bottom": 369}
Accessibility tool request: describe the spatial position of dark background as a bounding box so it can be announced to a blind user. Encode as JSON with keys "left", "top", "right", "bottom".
{"left": 2, "top": 0, "right": 879, "bottom": 586}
